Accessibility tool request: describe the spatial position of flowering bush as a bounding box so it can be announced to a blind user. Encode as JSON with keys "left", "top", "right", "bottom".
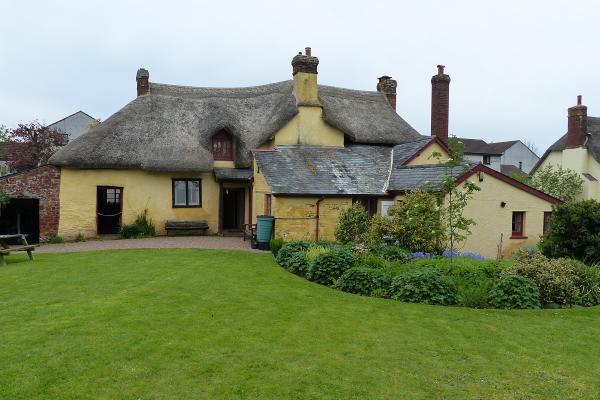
{"left": 411, "top": 251, "right": 485, "bottom": 260}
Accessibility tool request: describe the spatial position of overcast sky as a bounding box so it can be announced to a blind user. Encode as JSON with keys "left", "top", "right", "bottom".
{"left": 1, "top": 0, "right": 599, "bottom": 153}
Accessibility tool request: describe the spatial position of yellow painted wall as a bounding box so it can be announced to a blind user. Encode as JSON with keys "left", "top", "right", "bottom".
{"left": 459, "top": 172, "right": 554, "bottom": 258}
{"left": 252, "top": 159, "right": 271, "bottom": 223}
{"left": 214, "top": 160, "right": 235, "bottom": 168}
{"left": 405, "top": 141, "right": 449, "bottom": 166}
{"left": 272, "top": 196, "right": 352, "bottom": 241}
{"left": 293, "top": 72, "right": 319, "bottom": 104}
{"left": 537, "top": 148, "right": 600, "bottom": 200}
{"left": 273, "top": 107, "right": 344, "bottom": 147}
{"left": 58, "top": 168, "right": 220, "bottom": 239}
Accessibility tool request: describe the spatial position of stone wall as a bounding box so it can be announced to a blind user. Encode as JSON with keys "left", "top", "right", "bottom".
{"left": 0, "top": 165, "right": 61, "bottom": 240}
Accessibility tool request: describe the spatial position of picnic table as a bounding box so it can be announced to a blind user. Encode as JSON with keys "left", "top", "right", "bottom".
{"left": 0, "top": 234, "right": 37, "bottom": 266}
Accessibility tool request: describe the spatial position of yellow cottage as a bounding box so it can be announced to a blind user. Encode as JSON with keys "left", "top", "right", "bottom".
{"left": 533, "top": 95, "right": 600, "bottom": 200}
{"left": 46, "top": 48, "right": 560, "bottom": 258}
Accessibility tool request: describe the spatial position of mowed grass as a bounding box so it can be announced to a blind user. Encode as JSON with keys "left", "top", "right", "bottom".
{"left": 1, "top": 250, "right": 599, "bottom": 399}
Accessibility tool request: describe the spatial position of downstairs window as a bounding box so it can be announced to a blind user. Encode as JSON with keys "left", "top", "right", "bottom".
{"left": 172, "top": 179, "right": 202, "bottom": 208}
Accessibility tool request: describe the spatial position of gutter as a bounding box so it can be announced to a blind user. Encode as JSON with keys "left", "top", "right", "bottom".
{"left": 315, "top": 196, "right": 325, "bottom": 241}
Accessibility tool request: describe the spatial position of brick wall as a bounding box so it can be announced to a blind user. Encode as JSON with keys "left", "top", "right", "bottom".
{"left": 0, "top": 165, "right": 61, "bottom": 240}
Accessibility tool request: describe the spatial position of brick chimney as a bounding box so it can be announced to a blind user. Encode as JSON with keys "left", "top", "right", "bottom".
{"left": 291, "top": 47, "right": 319, "bottom": 104}
{"left": 377, "top": 76, "right": 397, "bottom": 110}
{"left": 136, "top": 68, "right": 149, "bottom": 96}
{"left": 566, "top": 95, "right": 588, "bottom": 148}
{"left": 431, "top": 65, "right": 450, "bottom": 141}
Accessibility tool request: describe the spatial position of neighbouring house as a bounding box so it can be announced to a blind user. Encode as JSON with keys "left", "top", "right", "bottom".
{"left": 459, "top": 138, "right": 539, "bottom": 175}
{"left": 47, "top": 110, "right": 98, "bottom": 145}
{"left": 0, "top": 48, "right": 560, "bottom": 257}
{"left": 533, "top": 95, "right": 600, "bottom": 200}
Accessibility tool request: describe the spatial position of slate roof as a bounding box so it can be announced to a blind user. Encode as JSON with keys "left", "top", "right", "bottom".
{"left": 458, "top": 138, "right": 494, "bottom": 154}
{"left": 486, "top": 140, "right": 518, "bottom": 154}
{"left": 533, "top": 116, "right": 600, "bottom": 172}
{"left": 387, "top": 163, "right": 473, "bottom": 192}
{"left": 254, "top": 145, "right": 392, "bottom": 195}
{"left": 500, "top": 164, "right": 527, "bottom": 178}
{"left": 214, "top": 168, "right": 253, "bottom": 181}
{"left": 50, "top": 78, "right": 422, "bottom": 171}
{"left": 391, "top": 138, "right": 434, "bottom": 166}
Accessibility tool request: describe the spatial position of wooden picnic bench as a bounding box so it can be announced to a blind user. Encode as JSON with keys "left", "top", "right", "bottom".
{"left": 0, "top": 234, "right": 37, "bottom": 266}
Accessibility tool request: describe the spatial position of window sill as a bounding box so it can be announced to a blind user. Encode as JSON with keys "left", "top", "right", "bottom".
{"left": 510, "top": 235, "right": 528, "bottom": 240}
{"left": 172, "top": 205, "right": 202, "bottom": 209}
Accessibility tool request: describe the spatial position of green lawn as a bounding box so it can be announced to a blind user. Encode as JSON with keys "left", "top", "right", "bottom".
{"left": 1, "top": 249, "right": 599, "bottom": 399}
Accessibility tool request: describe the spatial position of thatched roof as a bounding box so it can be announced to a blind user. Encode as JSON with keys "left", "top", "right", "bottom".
{"left": 50, "top": 79, "right": 422, "bottom": 171}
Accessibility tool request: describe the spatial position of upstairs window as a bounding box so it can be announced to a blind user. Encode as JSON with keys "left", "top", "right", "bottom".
{"left": 483, "top": 155, "right": 491, "bottom": 165}
{"left": 212, "top": 131, "right": 233, "bottom": 161}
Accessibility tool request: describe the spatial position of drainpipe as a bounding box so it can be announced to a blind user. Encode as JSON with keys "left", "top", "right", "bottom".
{"left": 315, "top": 197, "right": 325, "bottom": 241}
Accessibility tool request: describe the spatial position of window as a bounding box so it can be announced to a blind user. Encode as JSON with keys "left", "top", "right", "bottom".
{"left": 353, "top": 197, "right": 378, "bottom": 218}
{"left": 483, "top": 155, "right": 491, "bottom": 165}
{"left": 264, "top": 194, "right": 272, "bottom": 216}
{"left": 212, "top": 131, "right": 233, "bottom": 161}
{"left": 380, "top": 200, "right": 395, "bottom": 217}
{"left": 105, "top": 188, "right": 121, "bottom": 204}
{"left": 518, "top": 161, "right": 523, "bottom": 170}
{"left": 512, "top": 211, "right": 525, "bottom": 238}
{"left": 172, "top": 179, "right": 202, "bottom": 207}
{"left": 543, "top": 212, "right": 552, "bottom": 235}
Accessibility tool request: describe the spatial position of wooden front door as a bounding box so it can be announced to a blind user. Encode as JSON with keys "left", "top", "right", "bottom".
{"left": 97, "top": 187, "right": 123, "bottom": 234}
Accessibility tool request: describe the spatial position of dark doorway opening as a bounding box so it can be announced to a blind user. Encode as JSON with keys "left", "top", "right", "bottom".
{"left": 353, "top": 197, "right": 378, "bottom": 218}
{"left": 0, "top": 198, "right": 40, "bottom": 243}
{"left": 222, "top": 188, "right": 245, "bottom": 231}
{"left": 97, "top": 187, "right": 123, "bottom": 234}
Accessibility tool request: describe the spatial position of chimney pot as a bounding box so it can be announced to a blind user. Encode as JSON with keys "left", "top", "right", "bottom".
{"left": 376, "top": 76, "right": 397, "bottom": 111}
{"left": 136, "top": 68, "right": 150, "bottom": 97}
{"left": 437, "top": 65, "right": 445, "bottom": 75}
{"left": 577, "top": 95, "right": 582, "bottom": 105}
{"left": 291, "top": 47, "right": 319, "bottom": 75}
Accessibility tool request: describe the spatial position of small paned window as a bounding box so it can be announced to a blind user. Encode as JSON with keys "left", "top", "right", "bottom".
{"left": 543, "top": 212, "right": 552, "bottom": 235}
{"left": 512, "top": 211, "right": 525, "bottom": 238}
{"left": 172, "top": 179, "right": 202, "bottom": 208}
{"left": 212, "top": 131, "right": 233, "bottom": 161}
{"left": 483, "top": 155, "right": 491, "bottom": 165}
{"left": 106, "top": 188, "right": 121, "bottom": 204}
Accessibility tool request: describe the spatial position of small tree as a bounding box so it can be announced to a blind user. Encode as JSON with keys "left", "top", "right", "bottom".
{"left": 539, "top": 200, "right": 600, "bottom": 263}
{"left": 433, "top": 137, "right": 480, "bottom": 264}
{"left": 334, "top": 202, "right": 370, "bottom": 243}
{"left": 2, "top": 121, "right": 63, "bottom": 172}
{"left": 530, "top": 165, "right": 583, "bottom": 202}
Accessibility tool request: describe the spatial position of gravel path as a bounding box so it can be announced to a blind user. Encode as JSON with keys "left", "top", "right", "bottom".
{"left": 37, "top": 236, "right": 256, "bottom": 253}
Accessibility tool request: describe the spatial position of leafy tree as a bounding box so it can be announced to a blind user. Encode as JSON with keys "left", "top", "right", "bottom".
{"left": 530, "top": 165, "right": 583, "bottom": 202}
{"left": 539, "top": 200, "right": 600, "bottom": 263}
{"left": 2, "top": 121, "right": 63, "bottom": 172}
{"left": 334, "top": 202, "right": 370, "bottom": 243}
{"left": 508, "top": 172, "right": 529, "bottom": 184}
{"left": 434, "top": 137, "right": 480, "bottom": 265}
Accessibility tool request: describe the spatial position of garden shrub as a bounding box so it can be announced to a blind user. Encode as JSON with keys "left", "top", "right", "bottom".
{"left": 308, "top": 250, "right": 357, "bottom": 285}
{"left": 120, "top": 209, "right": 155, "bottom": 239}
{"left": 306, "top": 246, "right": 331, "bottom": 265}
{"left": 337, "top": 267, "right": 391, "bottom": 296}
{"left": 276, "top": 241, "right": 310, "bottom": 268}
{"left": 362, "top": 214, "right": 390, "bottom": 246}
{"left": 386, "top": 190, "right": 445, "bottom": 253}
{"left": 47, "top": 234, "right": 64, "bottom": 244}
{"left": 507, "top": 252, "right": 580, "bottom": 305}
{"left": 457, "top": 276, "right": 494, "bottom": 308}
{"left": 539, "top": 200, "right": 600, "bottom": 263}
{"left": 369, "top": 244, "right": 412, "bottom": 263}
{"left": 390, "top": 268, "right": 458, "bottom": 305}
{"left": 488, "top": 275, "right": 540, "bottom": 309}
{"left": 286, "top": 251, "right": 310, "bottom": 276}
{"left": 574, "top": 263, "right": 600, "bottom": 307}
{"left": 370, "top": 288, "right": 389, "bottom": 298}
{"left": 75, "top": 233, "right": 86, "bottom": 242}
{"left": 269, "top": 238, "right": 285, "bottom": 257}
{"left": 334, "top": 203, "right": 370, "bottom": 243}
{"left": 357, "top": 253, "right": 389, "bottom": 270}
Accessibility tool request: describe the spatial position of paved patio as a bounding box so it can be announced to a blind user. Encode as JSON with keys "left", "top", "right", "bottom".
{"left": 37, "top": 236, "right": 256, "bottom": 253}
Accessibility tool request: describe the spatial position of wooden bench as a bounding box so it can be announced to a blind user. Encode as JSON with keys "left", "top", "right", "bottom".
{"left": 0, "top": 234, "right": 37, "bottom": 266}
{"left": 165, "top": 220, "right": 209, "bottom": 236}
